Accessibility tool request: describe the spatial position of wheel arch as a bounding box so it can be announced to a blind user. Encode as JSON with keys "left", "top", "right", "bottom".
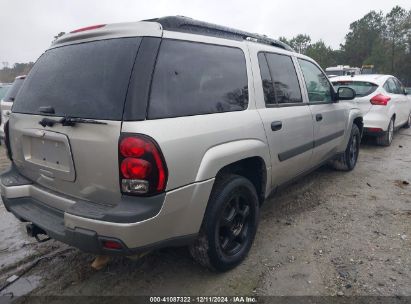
{"left": 195, "top": 139, "right": 271, "bottom": 204}
{"left": 337, "top": 109, "right": 363, "bottom": 152}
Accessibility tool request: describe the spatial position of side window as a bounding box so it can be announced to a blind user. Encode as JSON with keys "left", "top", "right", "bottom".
{"left": 384, "top": 78, "right": 396, "bottom": 94}
{"left": 298, "top": 59, "right": 333, "bottom": 103}
{"left": 383, "top": 81, "right": 391, "bottom": 93}
{"left": 384, "top": 78, "right": 399, "bottom": 94}
{"left": 148, "top": 39, "right": 248, "bottom": 119}
{"left": 257, "top": 53, "right": 275, "bottom": 104}
{"left": 393, "top": 78, "right": 405, "bottom": 94}
{"left": 257, "top": 52, "right": 302, "bottom": 105}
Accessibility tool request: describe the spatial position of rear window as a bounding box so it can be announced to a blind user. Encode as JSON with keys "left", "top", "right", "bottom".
{"left": 3, "top": 79, "right": 24, "bottom": 102}
{"left": 147, "top": 39, "right": 248, "bottom": 119}
{"left": 12, "top": 38, "right": 142, "bottom": 120}
{"left": 332, "top": 81, "right": 378, "bottom": 97}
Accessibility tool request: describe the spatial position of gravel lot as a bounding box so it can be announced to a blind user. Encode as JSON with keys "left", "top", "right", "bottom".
{"left": 0, "top": 128, "right": 410, "bottom": 301}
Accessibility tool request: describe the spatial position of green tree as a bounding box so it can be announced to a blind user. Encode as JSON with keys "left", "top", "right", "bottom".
{"left": 289, "top": 34, "right": 311, "bottom": 54}
{"left": 384, "top": 6, "right": 410, "bottom": 73}
{"left": 305, "top": 41, "right": 337, "bottom": 68}
{"left": 340, "top": 11, "right": 385, "bottom": 67}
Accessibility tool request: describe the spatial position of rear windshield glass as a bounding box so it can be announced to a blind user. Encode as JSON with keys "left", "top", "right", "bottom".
{"left": 12, "top": 38, "right": 141, "bottom": 120}
{"left": 332, "top": 81, "right": 378, "bottom": 97}
{"left": 3, "top": 79, "right": 24, "bottom": 102}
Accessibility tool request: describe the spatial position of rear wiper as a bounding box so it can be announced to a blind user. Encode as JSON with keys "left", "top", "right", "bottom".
{"left": 60, "top": 116, "right": 108, "bottom": 126}
{"left": 39, "top": 116, "right": 107, "bottom": 127}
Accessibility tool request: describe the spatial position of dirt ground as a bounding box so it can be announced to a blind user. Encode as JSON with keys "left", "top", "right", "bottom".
{"left": 0, "top": 128, "right": 410, "bottom": 301}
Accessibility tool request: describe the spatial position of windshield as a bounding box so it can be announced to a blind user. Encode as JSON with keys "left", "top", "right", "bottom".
{"left": 332, "top": 81, "right": 378, "bottom": 97}
{"left": 13, "top": 37, "right": 142, "bottom": 120}
{"left": 0, "top": 84, "right": 11, "bottom": 100}
{"left": 3, "top": 80, "right": 24, "bottom": 102}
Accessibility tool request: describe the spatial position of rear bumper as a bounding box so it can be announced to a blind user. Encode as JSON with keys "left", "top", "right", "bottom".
{"left": 363, "top": 108, "right": 390, "bottom": 133}
{"left": 363, "top": 128, "right": 386, "bottom": 137}
{"left": 1, "top": 165, "right": 214, "bottom": 254}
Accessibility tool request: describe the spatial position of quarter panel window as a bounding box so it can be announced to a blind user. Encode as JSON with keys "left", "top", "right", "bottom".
{"left": 298, "top": 59, "right": 332, "bottom": 103}
{"left": 148, "top": 40, "right": 248, "bottom": 119}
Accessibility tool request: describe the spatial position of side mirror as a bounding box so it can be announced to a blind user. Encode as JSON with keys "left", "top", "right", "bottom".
{"left": 404, "top": 89, "right": 408, "bottom": 95}
{"left": 337, "top": 87, "right": 356, "bottom": 101}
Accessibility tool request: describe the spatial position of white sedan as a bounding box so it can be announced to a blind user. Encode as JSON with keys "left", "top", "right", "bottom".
{"left": 332, "top": 75, "right": 411, "bottom": 146}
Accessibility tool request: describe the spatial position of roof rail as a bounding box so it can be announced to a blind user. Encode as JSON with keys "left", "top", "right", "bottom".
{"left": 144, "top": 16, "right": 294, "bottom": 52}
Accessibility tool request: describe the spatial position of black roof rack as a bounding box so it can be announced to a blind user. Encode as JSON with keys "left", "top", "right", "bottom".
{"left": 144, "top": 16, "right": 294, "bottom": 52}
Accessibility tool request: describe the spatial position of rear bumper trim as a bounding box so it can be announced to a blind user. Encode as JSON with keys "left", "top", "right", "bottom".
{"left": 1, "top": 165, "right": 214, "bottom": 251}
{"left": 0, "top": 165, "right": 165, "bottom": 223}
{"left": 2, "top": 196, "right": 196, "bottom": 255}
{"left": 363, "top": 128, "right": 386, "bottom": 137}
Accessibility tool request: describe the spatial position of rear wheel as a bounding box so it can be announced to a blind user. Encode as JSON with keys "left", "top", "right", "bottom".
{"left": 404, "top": 112, "right": 411, "bottom": 129}
{"left": 331, "top": 124, "right": 360, "bottom": 171}
{"left": 376, "top": 117, "right": 394, "bottom": 146}
{"left": 189, "top": 174, "right": 259, "bottom": 272}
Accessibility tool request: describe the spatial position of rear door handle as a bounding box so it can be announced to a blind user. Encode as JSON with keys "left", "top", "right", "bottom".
{"left": 271, "top": 121, "right": 282, "bottom": 131}
{"left": 316, "top": 114, "right": 323, "bottom": 121}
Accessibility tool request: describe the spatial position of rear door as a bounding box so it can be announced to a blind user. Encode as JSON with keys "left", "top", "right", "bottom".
{"left": 255, "top": 52, "right": 314, "bottom": 186}
{"left": 383, "top": 78, "right": 406, "bottom": 126}
{"left": 9, "top": 37, "right": 157, "bottom": 206}
{"left": 393, "top": 78, "right": 410, "bottom": 124}
{"left": 297, "top": 59, "right": 347, "bottom": 165}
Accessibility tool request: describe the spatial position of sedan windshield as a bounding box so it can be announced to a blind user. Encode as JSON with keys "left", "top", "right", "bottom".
{"left": 332, "top": 81, "right": 378, "bottom": 97}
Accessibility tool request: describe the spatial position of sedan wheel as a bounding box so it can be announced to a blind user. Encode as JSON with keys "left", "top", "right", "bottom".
{"left": 405, "top": 113, "right": 411, "bottom": 129}
{"left": 377, "top": 117, "right": 394, "bottom": 146}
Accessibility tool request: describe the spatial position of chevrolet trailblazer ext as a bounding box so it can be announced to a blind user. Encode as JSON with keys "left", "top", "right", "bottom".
{"left": 1, "top": 17, "right": 362, "bottom": 271}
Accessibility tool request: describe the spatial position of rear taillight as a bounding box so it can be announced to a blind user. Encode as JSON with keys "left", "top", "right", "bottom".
{"left": 4, "top": 121, "right": 12, "bottom": 160}
{"left": 370, "top": 94, "right": 391, "bottom": 106}
{"left": 119, "top": 134, "right": 167, "bottom": 196}
{"left": 367, "top": 127, "right": 383, "bottom": 132}
{"left": 102, "top": 240, "right": 123, "bottom": 250}
{"left": 70, "top": 24, "right": 106, "bottom": 33}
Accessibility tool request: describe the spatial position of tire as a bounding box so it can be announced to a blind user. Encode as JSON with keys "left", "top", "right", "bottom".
{"left": 376, "top": 117, "right": 394, "bottom": 146}
{"left": 404, "top": 112, "right": 411, "bottom": 129}
{"left": 189, "top": 174, "right": 259, "bottom": 272}
{"left": 331, "top": 124, "right": 361, "bottom": 171}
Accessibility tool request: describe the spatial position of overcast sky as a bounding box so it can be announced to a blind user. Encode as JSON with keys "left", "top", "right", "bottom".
{"left": 1, "top": 0, "right": 410, "bottom": 65}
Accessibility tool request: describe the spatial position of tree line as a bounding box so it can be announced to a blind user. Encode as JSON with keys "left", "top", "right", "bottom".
{"left": 1, "top": 6, "right": 410, "bottom": 85}
{"left": 0, "top": 62, "right": 34, "bottom": 83}
{"left": 280, "top": 5, "right": 411, "bottom": 85}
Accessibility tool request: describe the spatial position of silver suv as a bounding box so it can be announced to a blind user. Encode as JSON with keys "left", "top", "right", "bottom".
{"left": 1, "top": 17, "right": 362, "bottom": 271}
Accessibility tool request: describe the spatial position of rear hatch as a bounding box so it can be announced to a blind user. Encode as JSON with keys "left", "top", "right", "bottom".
{"left": 9, "top": 36, "right": 147, "bottom": 206}
{"left": 332, "top": 80, "right": 378, "bottom": 115}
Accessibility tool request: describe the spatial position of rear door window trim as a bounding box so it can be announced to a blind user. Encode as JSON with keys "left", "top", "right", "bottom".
{"left": 257, "top": 51, "right": 304, "bottom": 108}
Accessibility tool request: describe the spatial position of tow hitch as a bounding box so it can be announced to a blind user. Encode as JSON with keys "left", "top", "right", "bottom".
{"left": 26, "top": 223, "right": 51, "bottom": 243}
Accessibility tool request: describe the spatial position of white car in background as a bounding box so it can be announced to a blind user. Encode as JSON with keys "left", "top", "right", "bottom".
{"left": 332, "top": 75, "right": 411, "bottom": 146}
{"left": 0, "top": 75, "right": 26, "bottom": 140}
